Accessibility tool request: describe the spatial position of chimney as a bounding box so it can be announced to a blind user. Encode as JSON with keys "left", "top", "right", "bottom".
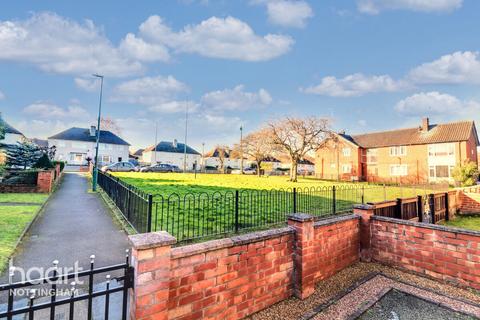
{"left": 421, "top": 118, "right": 429, "bottom": 132}
{"left": 90, "top": 126, "right": 96, "bottom": 137}
{"left": 173, "top": 139, "right": 178, "bottom": 148}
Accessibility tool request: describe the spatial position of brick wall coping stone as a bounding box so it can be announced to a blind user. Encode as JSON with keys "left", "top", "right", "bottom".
{"left": 129, "top": 231, "right": 177, "bottom": 249}
{"left": 313, "top": 214, "right": 360, "bottom": 228}
{"left": 353, "top": 204, "right": 376, "bottom": 210}
{"left": 287, "top": 213, "right": 315, "bottom": 222}
{"left": 171, "top": 227, "right": 294, "bottom": 259}
{"left": 372, "top": 215, "right": 480, "bottom": 237}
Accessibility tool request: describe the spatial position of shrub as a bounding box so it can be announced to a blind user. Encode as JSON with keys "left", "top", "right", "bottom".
{"left": 33, "top": 154, "right": 54, "bottom": 169}
{"left": 452, "top": 161, "right": 479, "bottom": 187}
{"left": 52, "top": 160, "right": 66, "bottom": 172}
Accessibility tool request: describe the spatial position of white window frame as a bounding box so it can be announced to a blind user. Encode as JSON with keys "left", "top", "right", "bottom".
{"left": 389, "top": 146, "right": 406, "bottom": 156}
{"left": 341, "top": 164, "right": 352, "bottom": 173}
{"left": 342, "top": 147, "right": 351, "bottom": 157}
{"left": 428, "top": 143, "right": 455, "bottom": 157}
{"left": 390, "top": 164, "right": 408, "bottom": 176}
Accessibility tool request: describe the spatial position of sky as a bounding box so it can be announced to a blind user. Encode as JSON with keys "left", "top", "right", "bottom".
{"left": 1, "top": 0, "right": 479, "bottom": 152}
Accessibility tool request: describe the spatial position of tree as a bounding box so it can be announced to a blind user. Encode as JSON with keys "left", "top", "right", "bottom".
{"left": 5, "top": 141, "right": 43, "bottom": 169}
{"left": 33, "top": 153, "right": 54, "bottom": 169}
{"left": 268, "top": 117, "right": 332, "bottom": 182}
{"left": 234, "top": 128, "right": 274, "bottom": 177}
{"left": 100, "top": 117, "right": 122, "bottom": 135}
{"left": 0, "top": 113, "right": 5, "bottom": 141}
{"left": 452, "top": 161, "right": 479, "bottom": 187}
{"left": 214, "top": 145, "right": 229, "bottom": 173}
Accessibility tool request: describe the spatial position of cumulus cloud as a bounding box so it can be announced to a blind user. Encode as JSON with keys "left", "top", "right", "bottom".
{"left": 0, "top": 12, "right": 142, "bottom": 77}
{"left": 0, "top": 90, "right": 5, "bottom": 100}
{"left": 23, "top": 102, "right": 90, "bottom": 119}
{"left": 74, "top": 77, "right": 101, "bottom": 92}
{"left": 394, "top": 91, "right": 480, "bottom": 116}
{"left": 111, "top": 75, "right": 189, "bottom": 113}
{"left": 251, "top": 0, "right": 314, "bottom": 28}
{"left": 119, "top": 33, "right": 170, "bottom": 62}
{"left": 201, "top": 85, "right": 272, "bottom": 111}
{"left": 302, "top": 73, "right": 409, "bottom": 97}
{"left": 408, "top": 51, "right": 480, "bottom": 84}
{"left": 357, "top": 0, "right": 462, "bottom": 14}
{"left": 138, "top": 15, "right": 294, "bottom": 61}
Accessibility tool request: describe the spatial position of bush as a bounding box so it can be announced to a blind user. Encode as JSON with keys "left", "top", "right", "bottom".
{"left": 452, "top": 161, "right": 479, "bottom": 187}
{"left": 33, "top": 154, "right": 54, "bottom": 169}
{"left": 53, "top": 161, "right": 66, "bottom": 172}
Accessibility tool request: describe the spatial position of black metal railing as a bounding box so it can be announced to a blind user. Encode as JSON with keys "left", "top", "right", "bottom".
{"left": 0, "top": 252, "right": 133, "bottom": 320}
{"left": 98, "top": 171, "right": 153, "bottom": 233}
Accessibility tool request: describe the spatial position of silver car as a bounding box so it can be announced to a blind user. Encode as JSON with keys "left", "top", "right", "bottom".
{"left": 101, "top": 162, "right": 137, "bottom": 172}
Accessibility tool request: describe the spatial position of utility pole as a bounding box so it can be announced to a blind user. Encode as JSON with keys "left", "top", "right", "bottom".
{"left": 154, "top": 121, "right": 158, "bottom": 165}
{"left": 183, "top": 101, "right": 188, "bottom": 173}
{"left": 240, "top": 125, "right": 244, "bottom": 174}
{"left": 92, "top": 74, "right": 104, "bottom": 192}
{"left": 202, "top": 142, "right": 205, "bottom": 172}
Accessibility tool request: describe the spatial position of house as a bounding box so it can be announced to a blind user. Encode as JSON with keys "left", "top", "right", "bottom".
{"left": 315, "top": 118, "right": 479, "bottom": 184}
{"left": 259, "top": 156, "right": 282, "bottom": 173}
{"left": 275, "top": 154, "right": 315, "bottom": 175}
{"left": 48, "top": 126, "right": 130, "bottom": 165}
{"left": 142, "top": 140, "right": 201, "bottom": 170}
{"left": 0, "top": 118, "right": 25, "bottom": 146}
{"left": 130, "top": 148, "right": 145, "bottom": 162}
{"left": 203, "top": 147, "right": 241, "bottom": 170}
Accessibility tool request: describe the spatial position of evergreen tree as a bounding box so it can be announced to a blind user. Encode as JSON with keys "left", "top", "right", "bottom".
{"left": 33, "top": 153, "right": 54, "bottom": 169}
{"left": 5, "top": 141, "right": 42, "bottom": 169}
{"left": 0, "top": 113, "right": 5, "bottom": 141}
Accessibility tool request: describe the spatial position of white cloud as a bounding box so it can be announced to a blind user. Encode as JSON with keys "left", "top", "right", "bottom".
{"left": 251, "top": 0, "right": 314, "bottom": 28}
{"left": 23, "top": 102, "right": 90, "bottom": 119}
{"left": 111, "top": 75, "right": 189, "bottom": 113}
{"left": 357, "top": 0, "right": 462, "bottom": 14}
{"left": 302, "top": 73, "right": 409, "bottom": 97}
{"left": 201, "top": 85, "right": 272, "bottom": 111}
{"left": 409, "top": 51, "right": 480, "bottom": 84}
{"left": 119, "top": 33, "right": 170, "bottom": 62}
{"left": 138, "top": 15, "right": 294, "bottom": 61}
{"left": 148, "top": 100, "right": 199, "bottom": 114}
{"left": 74, "top": 77, "right": 101, "bottom": 92}
{"left": 0, "top": 90, "right": 5, "bottom": 100}
{"left": 395, "top": 91, "right": 480, "bottom": 116}
{"left": 0, "top": 12, "right": 143, "bottom": 77}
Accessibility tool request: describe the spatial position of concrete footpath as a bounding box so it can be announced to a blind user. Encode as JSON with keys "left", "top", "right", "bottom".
{"left": 0, "top": 172, "right": 130, "bottom": 283}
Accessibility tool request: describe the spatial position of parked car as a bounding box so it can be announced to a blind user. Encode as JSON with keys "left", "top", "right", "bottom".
{"left": 101, "top": 162, "right": 137, "bottom": 172}
{"left": 231, "top": 168, "right": 257, "bottom": 175}
{"left": 140, "top": 164, "right": 181, "bottom": 173}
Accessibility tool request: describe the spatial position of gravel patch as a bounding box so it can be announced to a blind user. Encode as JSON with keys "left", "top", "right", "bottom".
{"left": 249, "top": 262, "right": 480, "bottom": 320}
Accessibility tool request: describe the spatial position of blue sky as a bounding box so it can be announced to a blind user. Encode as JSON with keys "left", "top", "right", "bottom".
{"left": 1, "top": 0, "right": 479, "bottom": 151}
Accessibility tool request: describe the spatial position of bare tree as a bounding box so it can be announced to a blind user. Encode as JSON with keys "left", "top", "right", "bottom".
{"left": 214, "top": 145, "right": 229, "bottom": 173}
{"left": 100, "top": 117, "right": 122, "bottom": 135}
{"left": 268, "top": 117, "right": 332, "bottom": 182}
{"left": 234, "top": 128, "right": 274, "bottom": 177}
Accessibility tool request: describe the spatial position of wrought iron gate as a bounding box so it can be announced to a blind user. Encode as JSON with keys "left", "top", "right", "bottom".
{"left": 0, "top": 251, "right": 134, "bottom": 319}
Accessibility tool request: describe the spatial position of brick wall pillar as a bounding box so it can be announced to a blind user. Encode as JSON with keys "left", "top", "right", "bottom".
{"left": 129, "top": 231, "right": 176, "bottom": 320}
{"left": 37, "top": 170, "right": 54, "bottom": 193}
{"left": 353, "top": 204, "right": 375, "bottom": 262}
{"left": 287, "top": 213, "right": 315, "bottom": 299}
{"left": 55, "top": 164, "right": 61, "bottom": 180}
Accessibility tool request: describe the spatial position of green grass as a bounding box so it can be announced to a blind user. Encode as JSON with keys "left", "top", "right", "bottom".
{"left": 0, "top": 195, "right": 48, "bottom": 271}
{"left": 110, "top": 173, "right": 444, "bottom": 242}
{"left": 443, "top": 216, "right": 480, "bottom": 231}
{"left": 0, "top": 193, "right": 48, "bottom": 204}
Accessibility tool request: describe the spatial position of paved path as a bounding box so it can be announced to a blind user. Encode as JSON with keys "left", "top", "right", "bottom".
{"left": 0, "top": 173, "right": 130, "bottom": 283}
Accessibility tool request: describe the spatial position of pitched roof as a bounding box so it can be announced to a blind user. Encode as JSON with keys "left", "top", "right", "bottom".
{"left": 48, "top": 127, "right": 130, "bottom": 146}
{"left": 340, "top": 121, "right": 479, "bottom": 148}
{"left": 204, "top": 147, "right": 231, "bottom": 158}
{"left": 1, "top": 119, "right": 23, "bottom": 135}
{"left": 30, "top": 138, "right": 48, "bottom": 148}
{"left": 133, "top": 148, "right": 144, "bottom": 156}
{"left": 144, "top": 141, "right": 200, "bottom": 155}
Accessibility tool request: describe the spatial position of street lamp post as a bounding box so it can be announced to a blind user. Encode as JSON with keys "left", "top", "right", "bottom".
{"left": 202, "top": 142, "right": 205, "bottom": 172}
{"left": 92, "top": 74, "right": 104, "bottom": 192}
{"left": 240, "top": 126, "right": 244, "bottom": 174}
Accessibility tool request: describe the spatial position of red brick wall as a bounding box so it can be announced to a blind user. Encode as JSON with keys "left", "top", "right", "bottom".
{"left": 0, "top": 184, "right": 38, "bottom": 193}
{"left": 458, "top": 191, "right": 480, "bottom": 214}
{"left": 167, "top": 230, "right": 294, "bottom": 320}
{"left": 371, "top": 216, "right": 480, "bottom": 289}
{"left": 37, "top": 170, "right": 54, "bottom": 193}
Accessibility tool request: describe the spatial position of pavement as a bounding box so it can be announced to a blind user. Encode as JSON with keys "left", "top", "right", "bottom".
{"left": 0, "top": 172, "right": 130, "bottom": 283}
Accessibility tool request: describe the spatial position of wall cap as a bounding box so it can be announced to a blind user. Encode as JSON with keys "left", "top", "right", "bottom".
{"left": 129, "top": 231, "right": 176, "bottom": 249}
{"left": 287, "top": 213, "right": 315, "bottom": 222}
{"left": 231, "top": 227, "right": 294, "bottom": 245}
{"left": 372, "top": 216, "right": 480, "bottom": 237}
{"left": 353, "top": 204, "right": 376, "bottom": 210}
{"left": 314, "top": 214, "right": 360, "bottom": 228}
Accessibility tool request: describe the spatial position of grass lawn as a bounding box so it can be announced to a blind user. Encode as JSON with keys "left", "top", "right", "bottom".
{"left": 110, "top": 173, "right": 445, "bottom": 242}
{"left": 0, "top": 195, "right": 48, "bottom": 271}
{"left": 443, "top": 216, "right": 480, "bottom": 231}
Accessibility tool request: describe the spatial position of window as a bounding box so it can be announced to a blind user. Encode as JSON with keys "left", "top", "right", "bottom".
{"left": 72, "top": 142, "right": 88, "bottom": 149}
{"left": 366, "top": 149, "right": 378, "bottom": 164}
{"left": 342, "top": 148, "right": 351, "bottom": 157}
{"left": 390, "top": 164, "right": 407, "bottom": 176}
{"left": 100, "top": 155, "right": 111, "bottom": 164}
{"left": 99, "top": 143, "right": 113, "bottom": 150}
{"left": 330, "top": 162, "right": 336, "bottom": 168}
{"left": 429, "top": 165, "right": 455, "bottom": 179}
{"left": 342, "top": 164, "right": 351, "bottom": 173}
{"left": 56, "top": 140, "right": 66, "bottom": 147}
{"left": 390, "top": 146, "right": 406, "bottom": 156}
{"left": 428, "top": 143, "right": 454, "bottom": 157}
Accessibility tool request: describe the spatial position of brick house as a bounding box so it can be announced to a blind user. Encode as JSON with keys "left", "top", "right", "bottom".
{"left": 315, "top": 118, "right": 479, "bottom": 184}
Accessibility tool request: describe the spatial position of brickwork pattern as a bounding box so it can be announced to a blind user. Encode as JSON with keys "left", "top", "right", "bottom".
{"left": 371, "top": 217, "right": 480, "bottom": 290}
